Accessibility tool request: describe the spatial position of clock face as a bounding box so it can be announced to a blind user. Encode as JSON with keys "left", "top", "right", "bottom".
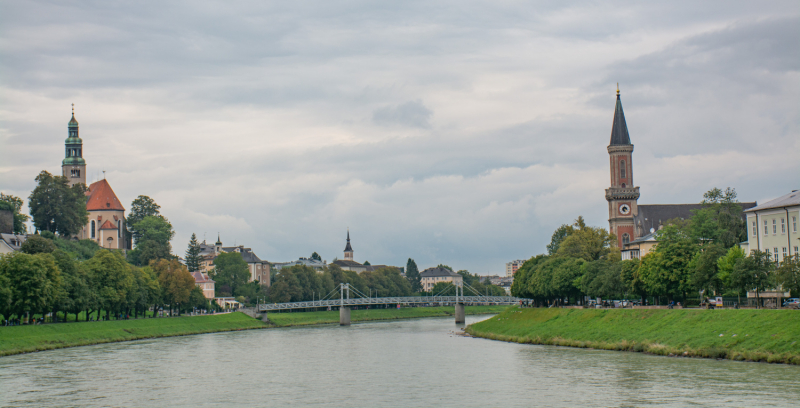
{"left": 619, "top": 204, "right": 631, "bottom": 215}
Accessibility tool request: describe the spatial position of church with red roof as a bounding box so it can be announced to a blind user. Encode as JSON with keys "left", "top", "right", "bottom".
{"left": 61, "top": 108, "right": 128, "bottom": 250}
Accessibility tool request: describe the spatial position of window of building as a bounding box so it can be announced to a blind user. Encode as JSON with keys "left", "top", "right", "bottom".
{"left": 795, "top": 246, "right": 799, "bottom": 255}
{"left": 774, "top": 248, "right": 779, "bottom": 262}
{"left": 773, "top": 219, "right": 777, "bottom": 234}
{"left": 781, "top": 218, "right": 786, "bottom": 233}
{"left": 764, "top": 220, "right": 768, "bottom": 235}
{"left": 622, "top": 233, "right": 630, "bottom": 244}
{"left": 91, "top": 220, "right": 96, "bottom": 238}
{"left": 117, "top": 220, "right": 121, "bottom": 238}
{"left": 752, "top": 221, "right": 756, "bottom": 236}
{"left": 620, "top": 160, "right": 626, "bottom": 179}
{"left": 794, "top": 216, "right": 797, "bottom": 233}
{"left": 783, "top": 247, "right": 787, "bottom": 260}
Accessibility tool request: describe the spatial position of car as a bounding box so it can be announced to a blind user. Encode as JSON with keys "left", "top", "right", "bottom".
{"left": 782, "top": 298, "right": 799, "bottom": 309}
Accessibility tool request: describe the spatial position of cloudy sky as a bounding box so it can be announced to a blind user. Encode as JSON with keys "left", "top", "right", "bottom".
{"left": 1, "top": 1, "right": 797, "bottom": 274}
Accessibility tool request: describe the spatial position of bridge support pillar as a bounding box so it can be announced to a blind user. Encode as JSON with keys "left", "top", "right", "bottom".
{"left": 340, "top": 306, "right": 351, "bottom": 326}
{"left": 455, "top": 303, "right": 465, "bottom": 324}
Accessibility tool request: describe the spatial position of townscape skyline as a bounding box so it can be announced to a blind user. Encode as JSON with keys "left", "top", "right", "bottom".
{"left": 1, "top": 1, "right": 797, "bottom": 274}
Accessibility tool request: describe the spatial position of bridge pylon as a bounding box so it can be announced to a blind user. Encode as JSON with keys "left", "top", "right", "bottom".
{"left": 340, "top": 283, "right": 351, "bottom": 326}
{"left": 455, "top": 281, "right": 465, "bottom": 324}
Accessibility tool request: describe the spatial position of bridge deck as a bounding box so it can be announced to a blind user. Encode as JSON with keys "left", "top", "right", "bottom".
{"left": 257, "top": 296, "right": 521, "bottom": 311}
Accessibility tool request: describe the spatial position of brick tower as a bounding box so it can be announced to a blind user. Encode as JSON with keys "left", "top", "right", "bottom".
{"left": 605, "top": 86, "right": 640, "bottom": 247}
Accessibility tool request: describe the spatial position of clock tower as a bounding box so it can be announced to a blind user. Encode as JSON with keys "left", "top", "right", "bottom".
{"left": 605, "top": 86, "right": 639, "bottom": 247}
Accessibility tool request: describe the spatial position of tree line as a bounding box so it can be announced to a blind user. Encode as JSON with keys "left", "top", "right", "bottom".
{"left": 512, "top": 188, "right": 800, "bottom": 306}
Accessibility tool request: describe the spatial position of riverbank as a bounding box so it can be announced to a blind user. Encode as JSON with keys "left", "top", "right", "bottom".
{"left": 466, "top": 307, "right": 800, "bottom": 365}
{"left": 0, "top": 306, "right": 509, "bottom": 357}
{"left": 0, "top": 312, "right": 266, "bottom": 357}
{"left": 267, "top": 305, "right": 509, "bottom": 327}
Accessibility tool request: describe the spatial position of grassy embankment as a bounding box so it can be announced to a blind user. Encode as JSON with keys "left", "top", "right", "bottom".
{"left": 267, "top": 305, "right": 509, "bottom": 327}
{"left": 466, "top": 307, "right": 800, "bottom": 365}
{"left": 0, "top": 306, "right": 508, "bottom": 357}
{"left": 0, "top": 312, "right": 266, "bottom": 357}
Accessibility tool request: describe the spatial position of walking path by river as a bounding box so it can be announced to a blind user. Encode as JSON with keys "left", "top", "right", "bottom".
{"left": 1, "top": 315, "right": 798, "bottom": 407}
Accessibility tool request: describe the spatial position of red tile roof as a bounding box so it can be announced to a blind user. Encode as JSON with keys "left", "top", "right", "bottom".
{"left": 191, "top": 271, "right": 214, "bottom": 283}
{"left": 98, "top": 220, "right": 118, "bottom": 230}
{"left": 86, "top": 179, "right": 125, "bottom": 211}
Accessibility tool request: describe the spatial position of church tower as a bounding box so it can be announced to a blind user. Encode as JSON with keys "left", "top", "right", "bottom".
{"left": 344, "top": 229, "right": 354, "bottom": 261}
{"left": 62, "top": 105, "right": 86, "bottom": 187}
{"left": 605, "top": 86, "right": 640, "bottom": 247}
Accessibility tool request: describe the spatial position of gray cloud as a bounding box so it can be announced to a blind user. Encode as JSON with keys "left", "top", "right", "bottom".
{"left": 0, "top": 1, "right": 797, "bottom": 273}
{"left": 372, "top": 100, "right": 432, "bottom": 129}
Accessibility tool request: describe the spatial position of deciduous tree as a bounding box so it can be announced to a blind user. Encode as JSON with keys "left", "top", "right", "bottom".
{"left": 28, "top": 171, "right": 88, "bottom": 237}
{"left": 210, "top": 251, "right": 250, "bottom": 297}
{"left": 152, "top": 259, "right": 194, "bottom": 315}
{"left": 126, "top": 195, "right": 162, "bottom": 244}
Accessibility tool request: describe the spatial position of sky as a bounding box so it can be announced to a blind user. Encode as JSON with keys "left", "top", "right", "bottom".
{"left": 0, "top": 1, "right": 798, "bottom": 275}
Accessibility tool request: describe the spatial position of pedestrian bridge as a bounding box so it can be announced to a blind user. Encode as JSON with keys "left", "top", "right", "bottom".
{"left": 257, "top": 283, "right": 526, "bottom": 325}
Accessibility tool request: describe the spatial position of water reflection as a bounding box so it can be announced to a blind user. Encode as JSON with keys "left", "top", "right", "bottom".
{"left": 0, "top": 315, "right": 798, "bottom": 407}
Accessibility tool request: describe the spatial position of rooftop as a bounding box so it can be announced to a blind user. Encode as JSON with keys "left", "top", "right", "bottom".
{"left": 744, "top": 191, "right": 800, "bottom": 213}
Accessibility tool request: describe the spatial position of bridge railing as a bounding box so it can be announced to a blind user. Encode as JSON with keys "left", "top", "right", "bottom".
{"left": 257, "top": 296, "right": 523, "bottom": 311}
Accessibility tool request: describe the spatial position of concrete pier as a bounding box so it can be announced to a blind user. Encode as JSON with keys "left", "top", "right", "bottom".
{"left": 340, "top": 306, "right": 351, "bottom": 326}
{"left": 454, "top": 303, "right": 465, "bottom": 324}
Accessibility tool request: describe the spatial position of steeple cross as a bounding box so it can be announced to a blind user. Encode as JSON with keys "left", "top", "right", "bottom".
{"left": 72, "top": 103, "right": 74, "bottom": 114}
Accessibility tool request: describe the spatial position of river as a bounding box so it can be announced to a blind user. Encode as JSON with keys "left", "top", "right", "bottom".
{"left": 1, "top": 314, "right": 799, "bottom": 407}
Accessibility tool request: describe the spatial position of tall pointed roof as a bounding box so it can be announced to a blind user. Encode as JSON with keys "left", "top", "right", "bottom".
{"left": 68, "top": 104, "right": 79, "bottom": 127}
{"left": 609, "top": 87, "right": 631, "bottom": 146}
{"left": 86, "top": 179, "right": 125, "bottom": 211}
{"left": 344, "top": 229, "right": 353, "bottom": 252}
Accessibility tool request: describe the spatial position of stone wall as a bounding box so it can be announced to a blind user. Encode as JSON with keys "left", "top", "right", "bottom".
{"left": 0, "top": 210, "right": 13, "bottom": 234}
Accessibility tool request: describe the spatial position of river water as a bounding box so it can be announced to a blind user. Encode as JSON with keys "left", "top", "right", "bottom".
{"left": 1, "top": 315, "right": 799, "bottom": 407}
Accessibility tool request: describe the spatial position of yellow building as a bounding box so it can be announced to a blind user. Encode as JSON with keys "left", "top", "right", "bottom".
{"left": 420, "top": 267, "right": 463, "bottom": 292}
{"left": 742, "top": 190, "right": 800, "bottom": 263}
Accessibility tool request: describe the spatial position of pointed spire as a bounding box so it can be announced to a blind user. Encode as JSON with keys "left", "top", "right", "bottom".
{"left": 68, "top": 103, "right": 79, "bottom": 126}
{"left": 344, "top": 228, "right": 353, "bottom": 252}
{"left": 215, "top": 233, "right": 222, "bottom": 246}
{"left": 609, "top": 85, "right": 631, "bottom": 146}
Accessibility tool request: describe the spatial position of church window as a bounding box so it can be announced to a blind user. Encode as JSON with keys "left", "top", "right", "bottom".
{"left": 620, "top": 160, "right": 626, "bottom": 179}
{"left": 117, "top": 220, "right": 121, "bottom": 238}
{"left": 91, "top": 220, "right": 96, "bottom": 238}
{"left": 622, "top": 233, "right": 630, "bottom": 244}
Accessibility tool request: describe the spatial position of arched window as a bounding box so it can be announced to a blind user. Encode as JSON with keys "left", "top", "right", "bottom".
{"left": 117, "top": 220, "right": 121, "bottom": 238}
{"left": 622, "top": 233, "right": 630, "bottom": 245}
{"left": 620, "top": 160, "right": 626, "bottom": 178}
{"left": 91, "top": 220, "right": 96, "bottom": 238}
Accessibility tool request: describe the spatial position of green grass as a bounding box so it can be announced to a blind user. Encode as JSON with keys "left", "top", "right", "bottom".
{"left": 0, "top": 312, "right": 266, "bottom": 357}
{"left": 466, "top": 307, "right": 800, "bottom": 365}
{"left": 267, "top": 305, "right": 509, "bottom": 327}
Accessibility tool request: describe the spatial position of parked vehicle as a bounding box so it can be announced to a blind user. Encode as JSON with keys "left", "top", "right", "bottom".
{"left": 782, "top": 298, "right": 799, "bottom": 309}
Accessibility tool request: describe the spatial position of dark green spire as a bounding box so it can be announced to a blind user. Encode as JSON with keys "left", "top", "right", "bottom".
{"left": 609, "top": 85, "right": 631, "bottom": 146}
{"left": 63, "top": 104, "right": 85, "bottom": 166}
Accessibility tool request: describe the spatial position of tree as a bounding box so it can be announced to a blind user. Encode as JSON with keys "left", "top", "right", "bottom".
{"left": 689, "top": 187, "right": 746, "bottom": 248}
{"left": 210, "top": 251, "right": 250, "bottom": 297}
{"left": 731, "top": 250, "right": 774, "bottom": 307}
{"left": 0, "top": 193, "right": 30, "bottom": 234}
{"left": 405, "top": 258, "right": 421, "bottom": 292}
{"left": 28, "top": 171, "right": 88, "bottom": 236}
{"left": 186, "top": 286, "right": 209, "bottom": 312}
{"left": 556, "top": 225, "right": 616, "bottom": 262}
{"left": 547, "top": 224, "right": 573, "bottom": 255}
{"left": 185, "top": 233, "right": 201, "bottom": 272}
{"left": 311, "top": 252, "right": 322, "bottom": 261}
{"left": 20, "top": 234, "right": 56, "bottom": 254}
{"left": 775, "top": 254, "right": 800, "bottom": 297}
{"left": 689, "top": 243, "right": 728, "bottom": 295}
{"left": 436, "top": 264, "right": 453, "bottom": 271}
{"left": 717, "top": 246, "right": 746, "bottom": 294}
{"left": 0, "top": 252, "right": 62, "bottom": 319}
{"left": 363, "top": 260, "right": 371, "bottom": 265}
{"left": 84, "top": 250, "right": 135, "bottom": 320}
{"left": 52, "top": 249, "right": 92, "bottom": 322}
{"left": 151, "top": 259, "right": 195, "bottom": 315}
{"left": 127, "top": 216, "right": 174, "bottom": 266}
{"left": 637, "top": 223, "right": 698, "bottom": 302}
{"left": 126, "top": 195, "right": 162, "bottom": 245}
